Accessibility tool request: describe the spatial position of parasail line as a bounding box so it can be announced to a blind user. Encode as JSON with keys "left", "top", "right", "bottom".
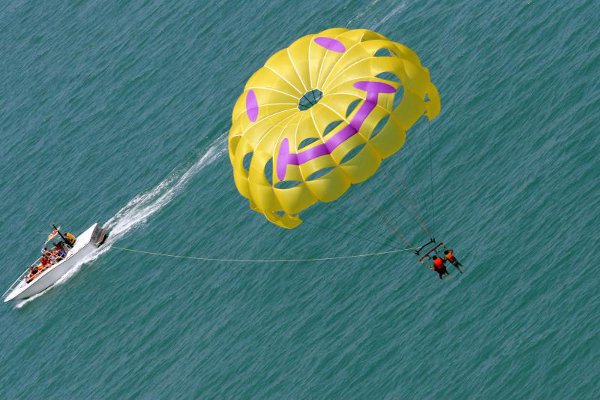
{"left": 392, "top": 169, "right": 432, "bottom": 237}
{"left": 303, "top": 219, "right": 403, "bottom": 249}
{"left": 355, "top": 183, "right": 415, "bottom": 248}
{"left": 111, "top": 246, "right": 417, "bottom": 263}
{"left": 427, "top": 122, "right": 437, "bottom": 230}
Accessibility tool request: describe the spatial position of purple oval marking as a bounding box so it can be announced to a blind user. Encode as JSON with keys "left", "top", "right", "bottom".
{"left": 314, "top": 37, "right": 346, "bottom": 53}
{"left": 246, "top": 90, "right": 258, "bottom": 122}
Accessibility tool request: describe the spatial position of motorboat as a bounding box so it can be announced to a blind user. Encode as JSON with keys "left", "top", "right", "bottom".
{"left": 3, "top": 223, "right": 109, "bottom": 302}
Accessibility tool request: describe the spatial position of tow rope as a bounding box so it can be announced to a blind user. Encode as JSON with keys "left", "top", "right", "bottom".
{"left": 111, "top": 245, "right": 417, "bottom": 263}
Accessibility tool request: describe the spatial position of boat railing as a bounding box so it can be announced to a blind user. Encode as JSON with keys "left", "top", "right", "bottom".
{"left": 2, "top": 258, "right": 42, "bottom": 299}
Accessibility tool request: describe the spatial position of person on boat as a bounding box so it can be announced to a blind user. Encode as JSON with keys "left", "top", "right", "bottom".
{"left": 42, "top": 247, "right": 55, "bottom": 259}
{"left": 51, "top": 249, "right": 63, "bottom": 262}
{"left": 43, "top": 249, "right": 57, "bottom": 264}
{"left": 40, "top": 253, "right": 54, "bottom": 268}
{"left": 444, "top": 249, "right": 462, "bottom": 272}
{"left": 54, "top": 242, "right": 67, "bottom": 258}
{"left": 65, "top": 232, "right": 76, "bottom": 247}
{"left": 26, "top": 264, "right": 42, "bottom": 283}
{"left": 26, "top": 267, "right": 38, "bottom": 283}
{"left": 430, "top": 256, "right": 450, "bottom": 279}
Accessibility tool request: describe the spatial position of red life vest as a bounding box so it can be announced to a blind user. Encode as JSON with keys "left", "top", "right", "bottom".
{"left": 446, "top": 253, "right": 456, "bottom": 262}
{"left": 433, "top": 258, "right": 444, "bottom": 269}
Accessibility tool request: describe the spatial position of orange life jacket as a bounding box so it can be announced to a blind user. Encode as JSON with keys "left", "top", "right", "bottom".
{"left": 446, "top": 252, "right": 456, "bottom": 262}
{"left": 433, "top": 258, "right": 444, "bottom": 269}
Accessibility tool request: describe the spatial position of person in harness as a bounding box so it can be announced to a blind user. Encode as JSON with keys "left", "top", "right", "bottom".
{"left": 430, "top": 256, "right": 450, "bottom": 279}
{"left": 444, "top": 249, "right": 463, "bottom": 272}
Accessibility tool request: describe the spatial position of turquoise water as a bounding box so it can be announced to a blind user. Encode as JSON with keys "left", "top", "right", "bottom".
{"left": 1, "top": 0, "right": 599, "bottom": 398}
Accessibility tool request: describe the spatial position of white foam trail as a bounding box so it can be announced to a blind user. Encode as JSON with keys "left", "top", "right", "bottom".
{"left": 15, "top": 292, "right": 44, "bottom": 308}
{"left": 347, "top": 0, "right": 382, "bottom": 26}
{"left": 371, "top": 2, "right": 407, "bottom": 30}
{"left": 14, "top": 248, "right": 100, "bottom": 308}
{"left": 105, "top": 138, "right": 225, "bottom": 241}
{"left": 15, "top": 135, "right": 227, "bottom": 307}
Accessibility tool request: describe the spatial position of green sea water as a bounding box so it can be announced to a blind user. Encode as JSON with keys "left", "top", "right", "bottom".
{"left": 1, "top": 1, "right": 599, "bottom": 398}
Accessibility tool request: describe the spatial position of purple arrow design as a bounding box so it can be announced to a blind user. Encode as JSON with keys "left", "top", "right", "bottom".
{"left": 276, "top": 81, "right": 396, "bottom": 181}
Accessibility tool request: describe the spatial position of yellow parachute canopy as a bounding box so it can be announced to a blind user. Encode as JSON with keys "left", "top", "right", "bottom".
{"left": 228, "top": 28, "right": 441, "bottom": 229}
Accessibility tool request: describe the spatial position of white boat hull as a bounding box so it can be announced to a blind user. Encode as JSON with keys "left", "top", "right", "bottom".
{"left": 3, "top": 223, "right": 107, "bottom": 302}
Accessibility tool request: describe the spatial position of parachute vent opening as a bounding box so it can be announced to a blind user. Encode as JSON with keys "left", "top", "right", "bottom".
{"left": 370, "top": 116, "right": 390, "bottom": 139}
{"left": 323, "top": 120, "right": 343, "bottom": 136}
{"left": 341, "top": 144, "right": 365, "bottom": 163}
{"left": 275, "top": 181, "right": 302, "bottom": 189}
{"left": 346, "top": 99, "right": 361, "bottom": 117}
{"left": 264, "top": 159, "right": 273, "bottom": 184}
{"left": 298, "top": 137, "right": 319, "bottom": 150}
{"left": 393, "top": 87, "right": 404, "bottom": 109}
{"left": 307, "top": 167, "right": 335, "bottom": 181}
{"left": 376, "top": 72, "right": 401, "bottom": 82}
{"left": 242, "top": 152, "right": 254, "bottom": 172}
{"left": 298, "top": 89, "right": 323, "bottom": 111}
{"left": 374, "top": 48, "right": 396, "bottom": 57}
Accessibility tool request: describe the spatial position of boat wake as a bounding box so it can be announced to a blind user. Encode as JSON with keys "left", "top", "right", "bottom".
{"left": 105, "top": 137, "right": 226, "bottom": 242}
{"left": 346, "top": 0, "right": 407, "bottom": 30}
{"left": 15, "top": 135, "right": 226, "bottom": 308}
{"left": 371, "top": 2, "right": 406, "bottom": 30}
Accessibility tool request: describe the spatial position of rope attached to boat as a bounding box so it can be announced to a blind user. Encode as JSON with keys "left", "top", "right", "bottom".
{"left": 111, "top": 245, "right": 417, "bottom": 263}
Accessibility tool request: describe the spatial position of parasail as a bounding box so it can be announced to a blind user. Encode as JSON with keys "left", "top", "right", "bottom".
{"left": 228, "top": 28, "right": 440, "bottom": 229}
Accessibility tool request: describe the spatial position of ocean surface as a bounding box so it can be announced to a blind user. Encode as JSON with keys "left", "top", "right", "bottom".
{"left": 1, "top": 0, "right": 599, "bottom": 398}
